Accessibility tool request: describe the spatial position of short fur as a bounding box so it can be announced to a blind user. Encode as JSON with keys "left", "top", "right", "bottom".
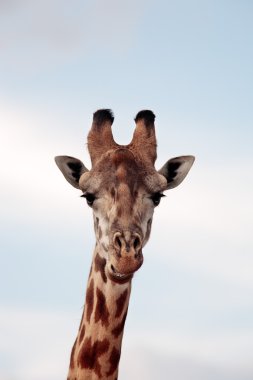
{"left": 55, "top": 110, "right": 195, "bottom": 380}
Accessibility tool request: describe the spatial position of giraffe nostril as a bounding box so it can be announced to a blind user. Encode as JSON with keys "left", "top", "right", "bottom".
{"left": 113, "top": 233, "right": 122, "bottom": 250}
{"left": 115, "top": 236, "right": 122, "bottom": 249}
{"left": 133, "top": 237, "right": 140, "bottom": 249}
{"left": 113, "top": 232, "right": 142, "bottom": 253}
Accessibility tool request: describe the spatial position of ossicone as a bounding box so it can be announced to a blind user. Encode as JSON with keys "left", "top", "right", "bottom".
{"left": 88, "top": 109, "right": 118, "bottom": 166}
{"left": 130, "top": 109, "right": 157, "bottom": 165}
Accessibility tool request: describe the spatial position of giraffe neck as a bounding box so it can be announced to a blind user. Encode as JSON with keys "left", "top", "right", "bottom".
{"left": 67, "top": 245, "right": 131, "bottom": 380}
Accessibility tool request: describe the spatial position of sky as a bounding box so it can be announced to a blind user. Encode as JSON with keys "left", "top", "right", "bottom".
{"left": 0, "top": 1, "right": 253, "bottom": 379}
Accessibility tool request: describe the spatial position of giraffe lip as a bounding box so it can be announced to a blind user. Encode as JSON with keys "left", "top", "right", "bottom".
{"left": 111, "top": 265, "right": 131, "bottom": 278}
{"left": 108, "top": 265, "right": 133, "bottom": 283}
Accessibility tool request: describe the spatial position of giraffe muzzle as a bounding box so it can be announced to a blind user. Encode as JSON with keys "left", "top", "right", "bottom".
{"left": 108, "top": 231, "right": 144, "bottom": 279}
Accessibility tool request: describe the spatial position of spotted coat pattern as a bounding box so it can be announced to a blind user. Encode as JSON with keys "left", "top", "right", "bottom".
{"left": 55, "top": 109, "right": 194, "bottom": 380}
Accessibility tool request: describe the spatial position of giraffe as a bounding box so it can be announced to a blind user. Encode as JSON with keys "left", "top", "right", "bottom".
{"left": 55, "top": 109, "right": 194, "bottom": 380}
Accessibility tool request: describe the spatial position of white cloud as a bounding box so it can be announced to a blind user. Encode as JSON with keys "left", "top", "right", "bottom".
{"left": 0, "top": 99, "right": 92, "bottom": 226}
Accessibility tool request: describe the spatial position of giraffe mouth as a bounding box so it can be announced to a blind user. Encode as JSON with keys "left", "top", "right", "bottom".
{"left": 108, "top": 265, "right": 133, "bottom": 283}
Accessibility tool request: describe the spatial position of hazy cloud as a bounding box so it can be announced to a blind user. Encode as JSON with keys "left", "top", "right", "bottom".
{"left": 0, "top": 0, "right": 149, "bottom": 72}
{"left": 1, "top": 307, "right": 252, "bottom": 380}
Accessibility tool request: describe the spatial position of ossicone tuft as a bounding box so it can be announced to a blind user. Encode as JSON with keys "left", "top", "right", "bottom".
{"left": 93, "top": 109, "right": 114, "bottom": 125}
{"left": 134, "top": 110, "right": 155, "bottom": 125}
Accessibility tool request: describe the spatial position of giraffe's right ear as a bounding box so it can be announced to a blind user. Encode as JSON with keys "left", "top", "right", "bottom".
{"left": 55, "top": 156, "right": 89, "bottom": 189}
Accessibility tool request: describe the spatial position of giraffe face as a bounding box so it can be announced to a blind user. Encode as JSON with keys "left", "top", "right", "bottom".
{"left": 78, "top": 148, "right": 167, "bottom": 282}
{"left": 55, "top": 109, "right": 195, "bottom": 283}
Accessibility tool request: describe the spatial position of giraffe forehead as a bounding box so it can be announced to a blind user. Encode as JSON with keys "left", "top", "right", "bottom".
{"left": 115, "top": 162, "right": 141, "bottom": 197}
{"left": 80, "top": 148, "right": 166, "bottom": 195}
{"left": 81, "top": 153, "right": 142, "bottom": 192}
{"left": 113, "top": 149, "right": 142, "bottom": 182}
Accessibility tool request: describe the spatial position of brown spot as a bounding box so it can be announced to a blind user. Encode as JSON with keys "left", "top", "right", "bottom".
{"left": 117, "top": 207, "right": 122, "bottom": 218}
{"left": 98, "top": 226, "right": 102, "bottom": 239}
{"left": 77, "top": 337, "right": 109, "bottom": 377}
{"left": 95, "top": 287, "right": 109, "bottom": 327}
{"left": 94, "top": 254, "right": 107, "bottom": 283}
{"left": 115, "top": 289, "right": 128, "bottom": 318}
{"left": 112, "top": 309, "right": 128, "bottom": 338}
{"left": 70, "top": 338, "right": 77, "bottom": 369}
{"left": 79, "top": 324, "right": 86, "bottom": 343}
{"left": 106, "top": 347, "right": 121, "bottom": 376}
{"left": 86, "top": 279, "right": 94, "bottom": 323}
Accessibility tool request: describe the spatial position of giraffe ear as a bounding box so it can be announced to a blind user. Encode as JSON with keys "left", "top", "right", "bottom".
{"left": 158, "top": 155, "right": 195, "bottom": 190}
{"left": 55, "top": 156, "right": 89, "bottom": 189}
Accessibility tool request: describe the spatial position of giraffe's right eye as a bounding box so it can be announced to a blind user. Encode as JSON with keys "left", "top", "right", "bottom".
{"left": 81, "top": 193, "right": 96, "bottom": 206}
{"left": 150, "top": 192, "right": 165, "bottom": 206}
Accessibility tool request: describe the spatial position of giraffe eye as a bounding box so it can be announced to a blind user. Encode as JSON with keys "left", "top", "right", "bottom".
{"left": 150, "top": 192, "right": 165, "bottom": 206}
{"left": 81, "top": 193, "right": 96, "bottom": 206}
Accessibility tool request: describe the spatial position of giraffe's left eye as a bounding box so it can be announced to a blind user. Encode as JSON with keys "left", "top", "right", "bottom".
{"left": 150, "top": 192, "right": 165, "bottom": 206}
{"left": 81, "top": 193, "right": 96, "bottom": 206}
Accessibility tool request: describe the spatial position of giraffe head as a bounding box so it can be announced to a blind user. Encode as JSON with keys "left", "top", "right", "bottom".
{"left": 55, "top": 110, "right": 194, "bottom": 283}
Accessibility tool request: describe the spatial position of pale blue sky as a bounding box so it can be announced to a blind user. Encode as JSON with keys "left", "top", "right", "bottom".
{"left": 0, "top": 1, "right": 253, "bottom": 380}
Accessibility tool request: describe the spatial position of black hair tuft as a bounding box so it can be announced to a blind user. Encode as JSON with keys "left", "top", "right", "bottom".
{"left": 93, "top": 109, "right": 114, "bottom": 124}
{"left": 134, "top": 110, "right": 155, "bottom": 125}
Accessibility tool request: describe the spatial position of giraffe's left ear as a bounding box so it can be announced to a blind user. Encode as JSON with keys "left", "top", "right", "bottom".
{"left": 158, "top": 155, "right": 195, "bottom": 190}
{"left": 55, "top": 156, "right": 89, "bottom": 189}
